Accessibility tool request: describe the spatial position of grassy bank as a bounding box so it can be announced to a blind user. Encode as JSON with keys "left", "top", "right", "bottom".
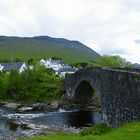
{"left": 26, "top": 121, "right": 140, "bottom": 140}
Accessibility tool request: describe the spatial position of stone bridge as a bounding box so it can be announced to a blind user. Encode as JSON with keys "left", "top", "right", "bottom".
{"left": 64, "top": 67, "right": 140, "bottom": 127}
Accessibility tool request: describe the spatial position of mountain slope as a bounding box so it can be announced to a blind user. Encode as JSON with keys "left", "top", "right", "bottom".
{"left": 0, "top": 36, "right": 100, "bottom": 63}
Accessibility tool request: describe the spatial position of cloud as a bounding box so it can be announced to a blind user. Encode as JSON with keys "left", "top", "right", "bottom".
{"left": 45, "top": 0, "right": 93, "bottom": 21}
{"left": 0, "top": 0, "right": 140, "bottom": 63}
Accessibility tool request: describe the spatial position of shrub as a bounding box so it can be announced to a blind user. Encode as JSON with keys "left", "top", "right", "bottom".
{"left": 0, "top": 64, "right": 64, "bottom": 102}
{"left": 80, "top": 124, "right": 112, "bottom": 136}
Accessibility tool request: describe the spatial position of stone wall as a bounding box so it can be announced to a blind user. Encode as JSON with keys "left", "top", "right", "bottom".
{"left": 64, "top": 67, "right": 140, "bottom": 127}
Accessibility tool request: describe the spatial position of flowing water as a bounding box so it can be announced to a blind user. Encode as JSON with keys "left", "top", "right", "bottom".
{"left": 0, "top": 108, "right": 102, "bottom": 136}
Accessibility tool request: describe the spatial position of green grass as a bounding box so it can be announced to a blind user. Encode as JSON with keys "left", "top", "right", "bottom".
{"left": 25, "top": 121, "right": 140, "bottom": 140}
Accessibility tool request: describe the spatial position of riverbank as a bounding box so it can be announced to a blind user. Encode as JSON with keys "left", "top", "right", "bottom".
{"left": 0, "top": 101, "right": 61, "bottom": 112}
{"left": 0, "top": 106, "right": 80, "bottom": 139}
{"left": 1, "top": 103, "right": 139, "bottom": 140}
{"left": 0, "top": 99, "right": 101, "bottom": 139}
{"left": 0, "top": 115, "right": 80, "bottom": 140}
{"left": 0, "top": 130, "right": 18, "bottom": 140}
{"left": 25, "top": 121, "right": 140, "bottom": 140}
{"left": 0, "top": 103, "right": 101, "bottom": 139}
{"left": 0, "top": 100, "right": 100, "bottom": 113}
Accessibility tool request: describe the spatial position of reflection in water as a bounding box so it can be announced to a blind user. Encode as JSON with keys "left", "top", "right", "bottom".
{"left": 26, "top": 110, "right": 102, "bottom": 128}
{"left": 0, "top": 117, "right": 29, "bottom": 134}
{"left": 66, "top": 110, "right": 101, "bottom": 127}
{"left": 0, "top": 108, "right": 102, "bottom": 134}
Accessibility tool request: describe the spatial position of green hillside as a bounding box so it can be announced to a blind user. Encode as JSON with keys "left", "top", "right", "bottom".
{"left": 0, "top": 36, "right": 100, "bottom": 63}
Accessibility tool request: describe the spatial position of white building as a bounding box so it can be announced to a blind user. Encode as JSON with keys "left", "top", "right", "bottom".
{"left": 40, "top": 58, "right": 76, "bottom": 77}
{"left": 0, "top": 64, "right": 4, "bottom": 72}
{"left": 40, "top": 58, "right": 71, "bottom": 70}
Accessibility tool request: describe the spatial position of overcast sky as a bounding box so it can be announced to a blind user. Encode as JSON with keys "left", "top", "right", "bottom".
{"left": 0, "top": 0, "right": 140, "bottom": 63}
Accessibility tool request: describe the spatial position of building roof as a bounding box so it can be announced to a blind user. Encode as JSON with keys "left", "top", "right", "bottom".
{"left": 56, "top": 67, "right": 76, "bottom": 73}
{"left": 1, "top": 62, "right": 24, "bottom": 71}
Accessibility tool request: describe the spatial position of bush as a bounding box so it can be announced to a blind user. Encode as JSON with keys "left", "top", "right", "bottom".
{"left": 0, "top": 64, "right": 64, "bottom": 102}
{"left": 80, "top": 124, "right": 112, "bottom": 136}
{"left": 0, "top": 73, "right": 9, "bottom": 100}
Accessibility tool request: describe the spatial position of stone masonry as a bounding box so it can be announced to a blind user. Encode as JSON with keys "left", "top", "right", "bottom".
{"left": 64, "top": 67, "right": 140, "bottom": 127}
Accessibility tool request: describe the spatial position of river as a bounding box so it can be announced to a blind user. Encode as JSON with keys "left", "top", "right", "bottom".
{"left": 0, "top": 107, "right": 102, "bottom": 137}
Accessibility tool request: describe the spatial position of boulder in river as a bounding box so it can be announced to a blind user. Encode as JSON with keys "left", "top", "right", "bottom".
{"left": 50, "top": 100, "right": 60, "bottom": 109}
{"left": 3, "top": 103, "right": 22, "bottom": 110}
{"left": 18, "top": 106, "right": 34, "bottom": 112}
{"left": 32, "top": 103, "right": 47, "bottom": 110}
{"left": 0, "top": 102, "right": 5, "bottom": 107}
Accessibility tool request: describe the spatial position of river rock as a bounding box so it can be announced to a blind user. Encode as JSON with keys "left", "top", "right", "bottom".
{"left": 50, "top": 100, "right": 60, "bottom": 109}
{"left": 18, "top": 106, "right": 34, "bottom": 112}
{"left": 3, "top": 103, "right": 22, "bottom": 110}
{"left": 21, "top": 130, "right": 44, "bottom": 137}
{"left": 32, "top": 103, "right": 47, "bottom": 110}
{"left": 0, "top": 102, "right": 5, "bottom": 106}
{"left": 63, "top": 126, "right": 80, "bottom": 133}
{"left": 0, "top": 129, "right": 18, "bottom": 140}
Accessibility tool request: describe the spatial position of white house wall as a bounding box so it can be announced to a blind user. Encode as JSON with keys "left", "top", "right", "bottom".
{"left": 19, "top": 63, "right": 27, "bottom": 73}
{"left": 40, "top": 59, "right": 46, "bottom": 65}
{"left": 0, "top": 65, "right": 4, "bottom": 72}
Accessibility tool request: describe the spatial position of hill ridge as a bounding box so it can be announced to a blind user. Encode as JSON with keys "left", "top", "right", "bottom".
{"left": 0, "top": 35, "right": 100, "bottom": 63}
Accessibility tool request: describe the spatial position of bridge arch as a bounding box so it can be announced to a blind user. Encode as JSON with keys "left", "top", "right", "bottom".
{"left": 74, "top": 80, "right": 101, "bottom": 106}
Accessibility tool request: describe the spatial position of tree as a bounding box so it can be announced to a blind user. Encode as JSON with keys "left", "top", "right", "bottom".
{"left": 8, "top": 69, "right": 22, "bottom": 100}
{"left": 27, "top": 58, "right": 35, "bottom": 65}
{"left": 0, "top": 64, "right": 64, "bottom": 102}
{"left": 51, "top": 57, "right": 62, "bottom": 60}
{"left": 0, "top": 73, "right": 9, "bottom": 100}
{"left": 15, "top": 57, "right": 22, "bottom": 62}
{"left": 71, "top": 62, "right": 89, "bottom": 69}
{"left": 96, "top": 55, "right": 133, "bottom": 68}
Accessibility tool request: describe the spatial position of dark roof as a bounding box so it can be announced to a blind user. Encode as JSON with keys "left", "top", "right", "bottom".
{"left": 1, "top": 62, "right": 24, "bottom": 71}
{"left": 56, "top": 68, "right": 76, "bottom": 73}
